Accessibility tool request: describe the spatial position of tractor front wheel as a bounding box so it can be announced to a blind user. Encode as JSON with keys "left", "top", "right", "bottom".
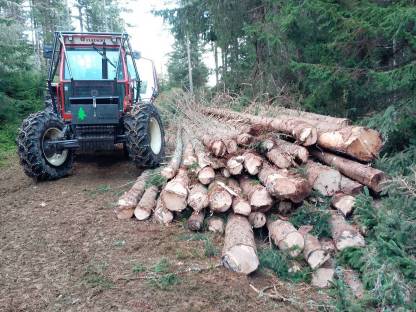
{"left": 17, "top": 110, "right": 74, "bottom": 181}
{"left": 124, "top": 104, "right": 165, "bottom": 168}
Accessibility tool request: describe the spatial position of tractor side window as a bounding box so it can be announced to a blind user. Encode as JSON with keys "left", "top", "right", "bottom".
{"left": 126, "top": 54, "right": 137, "bottom": 80}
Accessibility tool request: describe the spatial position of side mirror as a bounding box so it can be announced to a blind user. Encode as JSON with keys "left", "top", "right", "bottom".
{"left": 132, "top": 51, "right": 141, "bottom": 59}
{"left": 43, "top": 45, "right": 53, "bottom": 59}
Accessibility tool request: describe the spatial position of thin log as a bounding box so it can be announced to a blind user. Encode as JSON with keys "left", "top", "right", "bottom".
{"left": 303, "top": 234, "right": 330, "bottom": 270}
{"left": 187, "top": 183, "right": 209, "bottom": 212}
{"left": 187, "top": 210, "right": 205, "bottom": 231}
{"left": 223, "top": 138, "right": 238, "bottom": 154}
{"left": 243, "top": 151, "right": 263, "bottom": 175}
{"left": 248, "top": 212, "right": 266, "bottom": 228}
{"left": 161, "top": 128, "right": 183, "bottom": 180}
{"left": 340, "top": 175, "right": 364, "bottom": 195}
{"left": 208, "top": 180, "right": 233, "bottom": 213}
{"left": 239, "top": 176, "right": 273, "bottom": 212}
{"left": 226, "top": 155, "right": 245, "bottom": 175}
{"left": 160, "top": 168, "right": 189, "bottom": 212}
{"left": 232, "top": 197, "right": 251, "bottom": 216}
{"left": 332, "top": 193, "right": 355, "bottom": 217}
{"left": 202, "top": 135, "right": 226, "bottom": 157}
{"left": 235, "top": 132, "right": 253, "bottom": 146}
{"left": 154, "top": 197, "right": 174, "bottom": 225}
{"left": 207, "top": 216, "right": 225, "bottom": 234}
{"left": 330, "top": 212, "right": 365, "bottom": 251}
{"left": 198, "top": 166, "right": 215, "bottom": 185}
{"left": 267, "top": 219, "right": 304, "bottom": 257}
{"left": 306, "top": 161, "right": 341, "bottom": 196}
{"left": 270, "top": 138, "right": 309, "bottom": 163}
{"left": 134, "top": 185, "right": 159, "bottom": 220}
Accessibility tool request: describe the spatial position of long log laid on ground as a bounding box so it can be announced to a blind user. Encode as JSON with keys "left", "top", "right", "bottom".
{"left": 161, "top": 128, "right": 183, "bottom": 180}
{"left": 317, "top": 126, "right": 383, "bottom": 162}
{"left": 134, "top": 185, "right": 159, "bottom": 220}
{"left": 311, "top": 150, "right": 386, "bottom": 193}
{"left": 267, "top": 219, "right": 304, "bottom": 257}
{"left": 305, "top": 160, "right": 341, "bottom": 196}
{"left": 187, "top": 183, "right": 209, "bottom": 212}
{"left": 200, "top": 107, "right": 318, "bottom": 146}
{"left": 330, "top": 212, "right": 365, "bottom": 251}
{"left": 114, "top": 170, "right": 150, "bottom": 219}
{"left": 222, "top": 214, "right": 259, "bottom": 274}
{"left": 160, "top": 168, "right": 189, "bottom": 212}
{"left": 239, "top": 175, "right": 273, "bottom": 212}
{"left": 340, "top": 175, "right": 364, "bottom": 195}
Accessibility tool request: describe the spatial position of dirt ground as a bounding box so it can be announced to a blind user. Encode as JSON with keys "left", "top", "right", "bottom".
{"left": 0, "top": 151, "right": 332, "bottom": 312}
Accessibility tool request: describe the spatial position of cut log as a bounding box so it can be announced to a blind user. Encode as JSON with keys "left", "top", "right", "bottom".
{"left": 258, "top": 162, "right": 311, "bottom": 203}
{"left": 207, "top": 216, "right": 225, "bottom": 234}
{"left": 320, "top": 238, "right": 336, "bottom": 256}
{"left": 208, "top": 180, "right": 233, "bottom": 213}
{"left": 343, "top": 269, "right": 364, "bottom": 299}
{"left": 317, "top": 126, "right": 383, "bottom": 162}
{"left": 248, "top": 212, "right": 266, "bottom": 228}
{"left": 332, "top": 193, "right": 355, "bottom": 217}
{"left": 239, "top": 176, "right": 273, "bottom": 212}
{"left": 226, "top": 155, "right": 245, "bottom": 175}
{"left": 232, "top": 197, "right": 251, "bottom": 216}
{"left": 221, "top": 168, "right": 231, "bottom": 178}
{"left": 311, "top": 150, "right": 386, "bottom": 193}
{"left": 202, "top": 135, "right": 226, "bottom": 157}
{"left": 340, "top": 176, "right": 364, "bottom": 195}
{"left": 161, "top": 128, "right": 183, "bottom": 180}
{"left": 267, "top": 219, "right": 304, "bottom": 257}
{"left": 197, "top": 166, "right": 215, "bottom": 185}
{"left": 222, "top": 214, "right": 259, "bottom": 274}
{"left": 183, "top": 142, "right": 197, "bottom": 168}
{"left": 303, "top": 234, "right": 330, "bottom": 269}
{"left": 265, "top": 147, "right": 292, "bottom": 169}
{"left": 114, "top": 170, "right": 150, "bottom": 219}
{"left": 243, "top": 151, "right": 263, "bottom": 175}
{"left": 187, "top": 183, "right": 209, "bottom": 212}
{"left": 270, "top": 138, "right": 309, "bottom": 163}
{"left": 134, "top": 185, "right": 159, "bottom": 220}
{"left": 278, "top": 201, "right": 293, "bottom": 214}
{"left": 330, "top": 212, "right": 365, "bottom": 251}
{"left": 223, "top": 138, "right": 238, "bottom": 154}
{"left": 193, "top": 139, "right": 211, "bottom": 168}
{"left": 154, "top": 197, "right": 174, "bottom": 225}
{"left": 187, "top": 210, "right": 205, "bottom": 231}
{"left": 311, "top": 268, "right": 335, "bottom": 288}
{"left": 298, "top": 225, "right": 313, "bottom": 236}
{"left": 306, "top": 161, "right": 341, "bottom": 196}
{"left": 160, "top": 168, "right": 189, "bottom": 212}
{"left": 235, "top": 132, "right": 253, "bottom": 146}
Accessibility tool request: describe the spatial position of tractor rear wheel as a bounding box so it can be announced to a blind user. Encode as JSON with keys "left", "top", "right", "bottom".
{"left": 124, "top": 104, "right": 165, "bottom": 168}
{"left": 17, "top": 110, "right": 74, "bottom": 181}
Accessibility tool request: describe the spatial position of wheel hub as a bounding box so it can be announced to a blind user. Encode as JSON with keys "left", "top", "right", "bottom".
{"left": 149, "top": 117, "right": 162, "bottom": 154}
{"left": 42, "top": 127, "right": 69, "bottom": 167}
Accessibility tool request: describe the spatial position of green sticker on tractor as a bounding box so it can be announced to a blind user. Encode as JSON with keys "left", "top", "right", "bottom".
{"left": 78, "top": 107, "right": 87, "bottom": 121}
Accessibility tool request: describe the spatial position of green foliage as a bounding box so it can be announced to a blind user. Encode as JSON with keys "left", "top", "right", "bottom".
{"left": 152, "top": 258, "right": 171, "bottom": 274}
{"left": 145, "top": 172, "right": 167, "bottom": 189}
{"left": 132, "top": 263, "right": 146, "bottom": 273}
{"left": 149, "top": 273, "right": 181, "bottom": 290}
{"left": 83, "top": 262, "right": 114, "bottom": 290}
{"left": 203, "top": 237, "right": 218, "bottom": 257}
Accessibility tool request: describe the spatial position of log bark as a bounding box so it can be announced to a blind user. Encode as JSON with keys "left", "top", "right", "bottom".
{"left": 258, "top": 162, "right": 311, "bottom": 203}
{"left": 134, "top": 185, "right": 159, "bottom": 220}
{"left": 226, "top": 155, "right": 245, "bottom": 175}
{"left": 160, "top": 168, "right": 189, "bottom": 212}
{"left": 340, "top": 176, "right": 364, "bottom": 195}
{"left": 187, "top": 183, "right": 209, "bottom": 212}
{"left": 267, "top": 219, "right": 304, "bottom": 257}
{"left": 239, "top": 176, "right": 273, "bottom": 212}
{"left": 303, "top": 233, "right": 330, "bottom": 269}
{"left": 154, "top": 197, "right": 174, "bottom": 225}
{"left": 222, "top": 214, "right": 259, "bottom": 274}
{"left": 330, "top": 212, "right": 365, "bottom": 251}
{"left": 187, "top": 210, "right": 205, "bottom": 231}
{"left": 317, "top": 126, "right": 383, "bottom": 162}
{"left": 161, "top": 128, "right": 183, "bottom": 180}
{"left": 311, "top": 150, "right": 386, "bottom": 193}
{"left": 114, "top": 170, "right": 150, "bottom": 219}
{"left": 248, "top": 212, "right": 266, "bottom": 228}
{"left": 208, "top": 180, "right": 233, "bottom": 213}
{"left": 202, "top": 135, "right": 226, "bottom": 157}
{"left": 332, "top": 193, "right": 355, "bottom": 217}
{"left": 306, "top": 161, "right": 341, "bottom": 196}
{"left": 182, "top": 142, "right": 197, "bottom": 168}
{"left": 243, "top": 151, "right": 263, "bottom": 175}
{"left": 197, "top": 166, "right": 215, "bottom": 185}
{"left": 207, "top": 216, "right": 225, "bottom": 234}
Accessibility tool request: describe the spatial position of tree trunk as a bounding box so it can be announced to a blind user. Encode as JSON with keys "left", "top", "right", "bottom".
{"left": 134, "top": 185, "right": 159, "bottom": 220}
{"left": 226, "top": 155, "right": 245, "bottom": 175}
{"left": 317, "top": 126, "right": 383, "bottom": 162}
{"left": 311, "top": 150, "right": 386, "bottom": 193}
{"left": 187, "top": 210, "right": 205, "bottom": 231}
{"left": 183, "top": 142, "right": 197, "bottom": 168}
{"left": 154, "top": 197, "right": 174, "bottom": 225}
{"left": 187, "top": 183, "right": 209, "bottom": 212}
{"left": 161, "top": 128, "right": 183, "bottom": 180}
{"left": 248, "top": 212, "right": 266, "bottom": 228}
{"left": 330, "top": 212, "right": 365, "bottom": 251}
{"left": 222, "top": 215, "right": 259, "bottom": 274}
{"left": 114, "top": 170, "right": 150, "bottom": 219}
{"left": 266, "top": 138, "right": 309, "bottom": 163}
{"left": 207, "top": 216, "right": 225, "bottom": 234}
{"left": 258, "top": 163, "right": 311, "bottom": 203}
{"left": 239, "top": 176, "right": 273, "bottom": 212}
{"left": 160, "top": 168, "right": 189, "bottom": 212}
{"left": 208, "top": 180, "right": 233, "bottom": 213}
{"left": 267, "top": 219, "right": 304, "bottom": 257}
{"left": 306, "top": 161, "right": 341, "bottom": 196}
{"left": 340, "top": 176, "right": 364, "bottom": 195}
{"left": 332, "top": 193, "right": 355, "bottom": 217}
{"left": 243, "top": 151, "right": 263, "bottom": 175}
{"left": 198, "top": 166, "right": 215, "bottom": 185}
{"left": 303, "top": 234, "right": 330, "bottom": 269}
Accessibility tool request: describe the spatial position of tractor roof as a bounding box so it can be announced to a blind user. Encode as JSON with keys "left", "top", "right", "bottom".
{"left": 57, "top": 31, "right": 128, "bottom": 46}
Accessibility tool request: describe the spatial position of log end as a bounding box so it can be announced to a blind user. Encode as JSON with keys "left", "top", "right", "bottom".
{"left": 222, "top": 245, "right": 259, "bottom": 275}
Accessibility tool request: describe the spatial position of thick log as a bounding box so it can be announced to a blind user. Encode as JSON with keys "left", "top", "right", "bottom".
{"left": 182, "top": 142, "right": 197, "bottom": 168}
{"left": 235, "top": 132, "right": 253, "bottom": 146}
{"left": 258, "top": 162, "right": 311, "bottom": 203}
{"left": 197, "top": 166, "right": 215, "bottom": 185}
{"left": 208, "top": 180, "right": 233, "bottom": 213}
{"left": 340, "top": 176, "right": 364, "bottom": 195}
{"left": 160, "top": 168, "right": 189, "bottom": 212}
{"left": 187, "top": 210, "right": 205, "bottom": 231}
{"left": 267, "top": 219, "right": 304, "bottom": 257}
{"left": 222, "top": 215, "right": 259, "bottom": 274}
{"left": 243, "top": 151, "right": 263, "bottom": 175}
{"left": 187, "top": 183, "right": 209, "bottom": 212}
{"left": 248, "top": 212, "right": 266, "bottom": 228}
{"left": 330, "top": 212, "right": 365, "bottom": 251}
{"left": 303, "top": 234, "right": 330, "bottom": 269}
{"left": 343, "top": 269, "right": 364, "bottom": 299}
{"left": 161, "top": 128, "right": 183, "bottom": 180}
{"left": 134, "top": 185, "right": 159, "bottom": 220}
{"left": 317, "top": 126, "right": 383, "bottom": 162}
{"left": 311, "top": 268, "right": 335, "bottom": 288}
{"left": 114, "top": 170, "right": 150, "bottom": 219}
{"left": 239, "top": 176, "right": 273, "bottom": 212}
{"left": 270, "top": 138, "right": 309, "bottom": 163}
{"left": 154, "top": 197, "right": 174, "bottom": 225}
{"left": 232, "top": 197, "right": 251, "bottom": 216}
{"left": 202, "top": 135, "right": 226, "bottom": 157}
{"left": 207, "top": 216, "right": 225, "bottom": 234}
{"left": 332, "top": 193, "right": 355, "bottom": 217}
{"left": 306, "top": 161, "right": 341, "bottom": 196}
{"left": 266, "top": 147, "right": 292, "bottom": 169}
{"left": 226, "top": 155, "right": 245, "bottom": 175}
{"left": 311, "top": 150, "right": 386, "bottom": 193}
{"left": 223, "top": 138, "right": 238, "bottom": 154}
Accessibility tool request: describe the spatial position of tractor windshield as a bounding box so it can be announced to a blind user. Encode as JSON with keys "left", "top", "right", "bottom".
{"left": 64, "top": 48, "right": 123, "bottom": 80}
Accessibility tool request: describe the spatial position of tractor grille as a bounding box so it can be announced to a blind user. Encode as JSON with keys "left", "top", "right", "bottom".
{"left": 74, "top": 125, "right": 116, "bottom": 151}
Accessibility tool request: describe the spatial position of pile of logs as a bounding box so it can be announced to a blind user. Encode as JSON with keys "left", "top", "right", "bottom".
{"left": 114, "top": 105, "right": 385, "bottom": 290}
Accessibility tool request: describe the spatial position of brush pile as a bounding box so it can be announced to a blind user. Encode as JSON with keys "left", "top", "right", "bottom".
{"left": 114, "top": 92, "right": 386, "bottom": 290}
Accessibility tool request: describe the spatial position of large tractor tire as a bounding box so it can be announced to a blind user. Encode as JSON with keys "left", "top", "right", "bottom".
{"left": 124, "top": 104, "right": 165, "bottom": 168}
{"left": 17, "top": 110, "right": 74, "bottom": 181}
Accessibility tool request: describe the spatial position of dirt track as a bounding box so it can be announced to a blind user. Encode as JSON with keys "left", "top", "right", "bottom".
{"left": 0, "top": 152, "right": 330, "bottom": 312}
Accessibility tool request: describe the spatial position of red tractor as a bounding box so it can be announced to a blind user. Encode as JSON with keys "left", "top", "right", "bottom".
{"left": 17, "top": 32, "right": 165, "bottom": 181}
